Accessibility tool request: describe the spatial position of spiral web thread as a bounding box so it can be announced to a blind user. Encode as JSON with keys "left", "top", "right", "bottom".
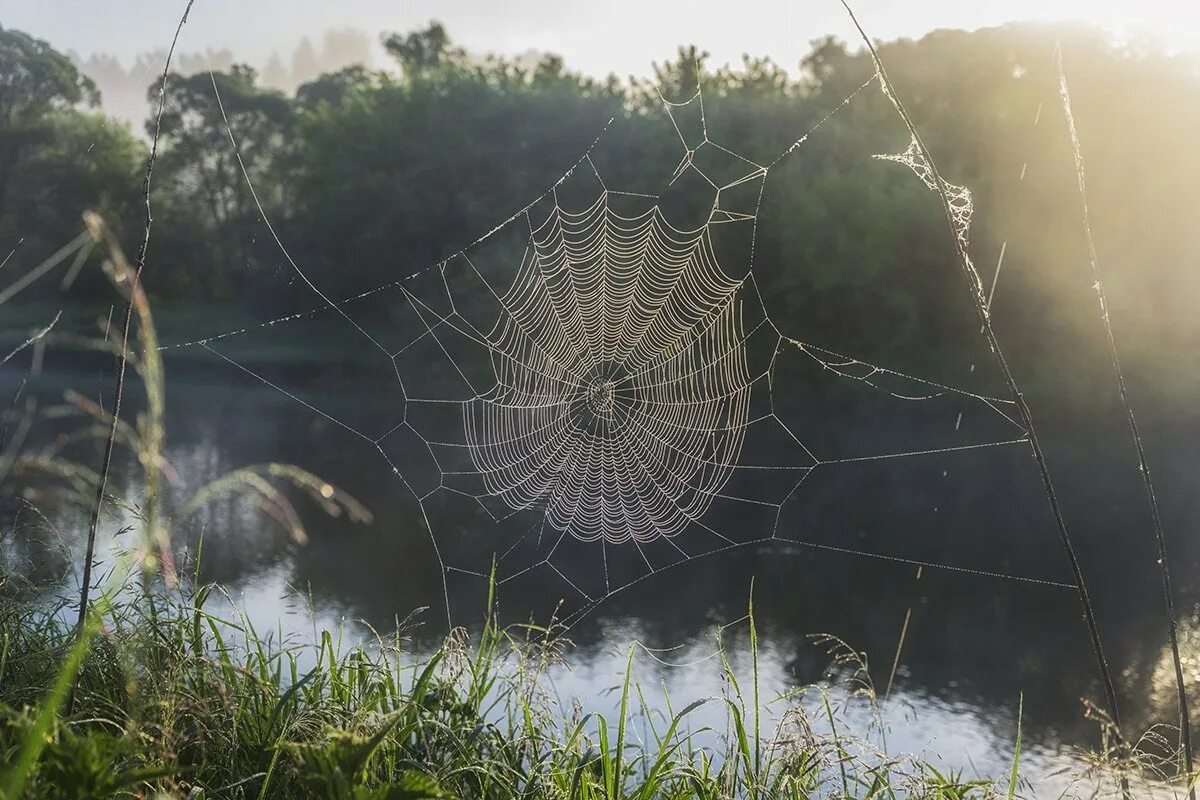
{"left": 166, "top": 71, "right": 1078, "bottom": 628}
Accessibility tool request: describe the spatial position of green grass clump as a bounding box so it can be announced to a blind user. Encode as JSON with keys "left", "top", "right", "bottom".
{"left": 0, "top": 568, "right": 1010, "bottom": 800}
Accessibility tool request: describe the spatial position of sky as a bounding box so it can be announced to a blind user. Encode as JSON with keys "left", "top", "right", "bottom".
{"left": 4, "top": 0, "right": 1198, "bottom": 80}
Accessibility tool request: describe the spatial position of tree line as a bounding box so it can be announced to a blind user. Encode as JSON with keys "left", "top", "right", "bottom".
{"left": 2, "top": 21, "right": 1198, "bottom": 383}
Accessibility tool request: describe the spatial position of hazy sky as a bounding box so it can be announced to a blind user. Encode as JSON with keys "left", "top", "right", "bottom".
{"left": 5, "top": 0, "right": 1196, "bottom": 78}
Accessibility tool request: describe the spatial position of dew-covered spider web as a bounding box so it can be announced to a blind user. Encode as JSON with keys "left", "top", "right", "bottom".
{"left": 162, "top": 69, "right": 1068, "bottom": 630}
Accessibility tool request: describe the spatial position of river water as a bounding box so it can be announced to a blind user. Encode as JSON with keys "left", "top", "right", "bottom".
{"left": 3, "top": 347, "right": 1199, "bottom": 797}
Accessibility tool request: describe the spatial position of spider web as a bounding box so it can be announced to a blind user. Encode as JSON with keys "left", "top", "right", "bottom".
{"left": 162, "top": 71, "right": 1065, "bottom": 630}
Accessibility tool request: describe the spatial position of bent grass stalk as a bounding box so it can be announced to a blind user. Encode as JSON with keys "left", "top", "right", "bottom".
{"left": 1, "top": 206, "right": 373, "bottom": 793}
{"left": 74, "top": 0, "right": 196, "bottom": 688}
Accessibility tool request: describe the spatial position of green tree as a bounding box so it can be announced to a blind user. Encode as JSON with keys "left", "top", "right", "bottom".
{"left": 153, "top": 65, "right": 293, "bottom": 294}
{"left": 382, "top": 22, "right": 460, "bottom": 76}
{"left": 286, "top": 24, "right": 621, "bottom": 298}
{"left": 296, "top": 65, "right": 376, "bottom": 111}
{"left": 0, "top": 25, "right": 142, "bottom": 296}
{"left": 16, "top": 112, "right": 144, "bottom": 246}
{"left": 0, "top": 26, "right": 99, "bottom": 220}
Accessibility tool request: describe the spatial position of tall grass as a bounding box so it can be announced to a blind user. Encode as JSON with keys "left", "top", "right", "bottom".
{"left": 0, "top": 567, "right": 1023, "bottom": 800}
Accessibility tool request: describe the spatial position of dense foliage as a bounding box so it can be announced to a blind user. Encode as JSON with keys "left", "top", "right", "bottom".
{"left": 0, "top": 26, "right": 142, "bottom": 260}
{"left": 2, "top": 21, "right": 1199, "bottom": 377}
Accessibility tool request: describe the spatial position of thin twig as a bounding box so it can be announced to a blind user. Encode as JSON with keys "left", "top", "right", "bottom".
{"left": 0, "top": 312, "right": 61, "bottom": 369}
{"left": 837, "top": 0, "right": 1127, "bottom": 767}
{"left": 70, "top": 0, "right": 196, "bottom": 708}
{"left": 1056, "top": 43, "right": 1194, "bottom": 792}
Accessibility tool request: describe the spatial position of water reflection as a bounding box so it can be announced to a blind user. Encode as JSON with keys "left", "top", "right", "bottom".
{"left": 3, "top": 356, "right": 1199, "bottom": 796}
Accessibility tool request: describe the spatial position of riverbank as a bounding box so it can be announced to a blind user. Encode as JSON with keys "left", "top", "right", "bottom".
{"left": 0, "top": 562, "right": 1161, "bottom": 800}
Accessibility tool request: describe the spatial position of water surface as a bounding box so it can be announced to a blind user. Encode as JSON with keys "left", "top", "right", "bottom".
{"left": 5, "top": 352, "right": 1199, "bottom": 797}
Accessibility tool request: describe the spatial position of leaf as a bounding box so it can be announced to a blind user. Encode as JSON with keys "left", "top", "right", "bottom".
{"left": 368, "top": 769, "right": 452, "bottom": 800}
